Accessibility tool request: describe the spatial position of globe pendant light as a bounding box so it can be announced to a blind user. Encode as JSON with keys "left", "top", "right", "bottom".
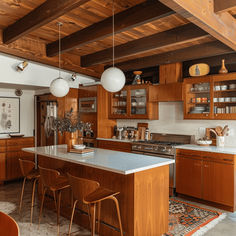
{"left": 101, "top": 0, "right": 125, "bottom": 92}
{"left": 50, "top": 22, "right": 69, "bottom": 97}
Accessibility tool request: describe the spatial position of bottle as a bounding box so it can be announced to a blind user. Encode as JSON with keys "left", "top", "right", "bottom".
{"left": 145, "top": 128, "right": 150, "bottom": 141}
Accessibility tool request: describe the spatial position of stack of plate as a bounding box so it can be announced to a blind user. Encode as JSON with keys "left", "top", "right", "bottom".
{"left": 189, "top": 106, "right": 205, "bottom": 114}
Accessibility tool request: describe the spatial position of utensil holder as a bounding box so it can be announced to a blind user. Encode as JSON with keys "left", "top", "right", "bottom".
{"left": 216, "top": 136, "right": 225, "bottom": 147}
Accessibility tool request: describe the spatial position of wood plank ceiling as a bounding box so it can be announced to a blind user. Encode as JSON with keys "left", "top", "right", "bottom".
{"left": 0, "top": 0, "right": 236, "bottom": 79}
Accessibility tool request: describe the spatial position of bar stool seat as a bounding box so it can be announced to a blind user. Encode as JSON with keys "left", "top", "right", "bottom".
{"left": 67, "top": 173, "right": 123, "bottom": 236}
{"left": 38, "top": 166, "right": 70, "bottom": 236}
{"left": 19, "top": 159, "right": 40, "bottom": 224}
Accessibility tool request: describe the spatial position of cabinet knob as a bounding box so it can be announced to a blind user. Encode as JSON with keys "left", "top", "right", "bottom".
{"left": 204, "top": 165, "right": 209, "bottom": 168}
{"left": 205, "top": 114, "right": 208, "bottom": 117}
{"left": 215, "top": 114, "right": 218, "bottom": 117}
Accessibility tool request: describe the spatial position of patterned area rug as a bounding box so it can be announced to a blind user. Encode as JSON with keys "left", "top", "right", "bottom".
{"left": 164, "top": 199, "right": 226, "bottom": 236}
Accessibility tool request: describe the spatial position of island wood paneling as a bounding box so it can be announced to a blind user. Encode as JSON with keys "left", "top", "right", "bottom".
{"left": 37, "top": 154, "right": 169, "bottom": 236}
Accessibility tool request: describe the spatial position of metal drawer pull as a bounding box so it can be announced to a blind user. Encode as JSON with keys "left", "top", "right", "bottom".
{"left": 223, "top": 159, "right": 233, "bottom": 162}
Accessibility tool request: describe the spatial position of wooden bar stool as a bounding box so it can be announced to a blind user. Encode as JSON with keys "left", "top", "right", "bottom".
{"left": 19, "top": 158, "right": 40, "bottom": 224}
{"left": 38, "top": 166, "right": 70, "bottom": 235}
{"left": 0, "top": 211, "right": 19, "bottom": 236}
{"left": 67, "top": 173, "right": 123, "bottom": 236}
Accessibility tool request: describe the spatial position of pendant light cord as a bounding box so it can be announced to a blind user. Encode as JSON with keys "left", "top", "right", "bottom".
{"left": 112, "top": 0, "right": 115, "bottom": 68}
{"left": 58, "top": 22, "right": 62, "bottom": 78}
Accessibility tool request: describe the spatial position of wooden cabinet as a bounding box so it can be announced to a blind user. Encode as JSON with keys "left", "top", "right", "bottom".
{"left": 156, "top": 83, "right": 183, "bottom": 102}
{"left": 176, "top": 149, "right": 236, "bottom": 210}
{"left": 176, "top": 155, "right": 202, "bottom": 198}
{"left": 159, "top": 63, "right": 182, "bottom": 84}
{"left": 109, "top": 84, "right": 158, "bottom": 120}
{"left": 97, "top": 140, "right": 132, "bottom": 153}
{"left": 183, "top": 72, "right": 236, "bottom": 120}
{"left": 0, "top": 137, "right": 35, "bottom": 181}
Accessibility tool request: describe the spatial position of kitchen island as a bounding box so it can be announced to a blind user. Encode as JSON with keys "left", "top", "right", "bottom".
{"left": 23, "top": 145, "right": 174, "bottom": 236}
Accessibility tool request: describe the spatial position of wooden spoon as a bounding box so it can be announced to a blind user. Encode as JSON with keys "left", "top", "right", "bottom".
{"left": 215, "top": 126, "right": 223, "bottom": 136}
{"left": 222, "top": 125, "right": 229, "bottom": 136}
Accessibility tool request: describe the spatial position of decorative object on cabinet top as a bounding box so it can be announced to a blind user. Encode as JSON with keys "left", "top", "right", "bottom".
{"left": 189, "top": 63, "right": 210, "bottom": 77}
{"left": 219, "top": 59, "right": 228, "bottom": 74}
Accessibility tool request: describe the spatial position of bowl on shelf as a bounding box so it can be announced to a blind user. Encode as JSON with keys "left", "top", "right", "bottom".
{"left": 218, "top": 97, "right": 225, "bottom": 102}
{"left": 73, "top": 144, "right": 86, "bottom": 150}
{"left": 214, "top": 85, "right": 221, "bottom": 91}
{"left": 220, "top": 85, "right": 228, "bottom": 90}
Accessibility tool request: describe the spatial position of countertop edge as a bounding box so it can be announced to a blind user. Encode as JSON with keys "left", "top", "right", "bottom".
{"left": 22, "top": 146, "right": 174, "bottom": 175}
{"left": 175, "top": 144, "right": 236, "bottom": 155}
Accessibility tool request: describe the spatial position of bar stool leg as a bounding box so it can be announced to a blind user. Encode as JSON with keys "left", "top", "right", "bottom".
{"left": 38, "top": 187, "right": 47, "bottom": 227}
{"left": 53, "top": 190, "right": 58, "bottom": 212}
{"left": 30, "top": 178, "right": 37, "bottom": 225}
{"left": 68, "top": 200, "right": 78, "bottom": 236}
{"left": 19, "top": 177, "right": 26, "bottom": 215}
{"left": 89, "top": 203, "right": 96, "bottom": 236}
{"left": 97, "top": 201, "right": 101, "bottom": 234}
{"left": 57, "top": 190, "right": 62, "bottom": 236}
{"left": 111, "top": 196, "right": 123, "bottom": 236}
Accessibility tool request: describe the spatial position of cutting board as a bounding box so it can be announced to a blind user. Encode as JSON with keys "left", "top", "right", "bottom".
{"left": 206, "top": 128, "right": 216, "bottom": 146}
{"left": 69, "top": 148, "right": 94, "bottom": 154}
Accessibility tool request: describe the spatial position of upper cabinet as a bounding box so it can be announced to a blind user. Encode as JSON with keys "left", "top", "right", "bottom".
{"left": 109, "top": 84, "right": 158, "bottom": 120}
{"left": 183, "top": 72, "right": 236, "bottom": 120}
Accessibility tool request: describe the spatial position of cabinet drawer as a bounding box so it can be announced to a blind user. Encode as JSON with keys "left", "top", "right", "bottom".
{"left": 176, "top": 149, "right": 201, "bottom": 160}
{"left": 7, "top": 137, "right": 34, "bottom": 146}
{"left": 202, "top": 152, "right": 234, "bottom": 164}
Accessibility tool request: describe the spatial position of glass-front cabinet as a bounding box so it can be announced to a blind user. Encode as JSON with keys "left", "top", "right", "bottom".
{"left": 110, "top": 89, "right": 128, "bottom": 118}
{"left": 213, "top": 77, "right": 236, "bottom": 119}
{"left": 109, "top": 84, "right": 158, "bottom": 120}
{"left": 184, "top": 72, "right": 236, "bottom": 120}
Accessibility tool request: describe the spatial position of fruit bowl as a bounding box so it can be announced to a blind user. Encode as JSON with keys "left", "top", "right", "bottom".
{"left": 196, "top": 139, "right": 212, "bottom": 146}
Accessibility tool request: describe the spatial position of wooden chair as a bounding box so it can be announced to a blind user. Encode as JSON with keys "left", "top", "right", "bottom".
{"left": 38, "top": 166, "right": 70, "bottom": 235}
{"left": 67, "top": 173, "right": 123, "bottom": 236}
{"left": 0, "top": 211, "right": 19, "bottom": 236}
{"left": 18, "top": 159, "right": 40, "bottom": 224}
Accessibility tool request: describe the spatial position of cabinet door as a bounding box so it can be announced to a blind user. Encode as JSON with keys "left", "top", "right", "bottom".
{"left": 0, "top": 153, "right": 6, "bottom": 180}
{"left": 203, "top": 160, "right": 234, "bottom": 206}
{"left": 176, "top": 156, "right": 202, "bottom": 198}
{"left": 6, "top": 151, "right": 22, "bottom": 180}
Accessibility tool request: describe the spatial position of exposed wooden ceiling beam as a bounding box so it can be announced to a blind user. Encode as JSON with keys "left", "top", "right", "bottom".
{"left": 114, "top": 41, "right": 233, "bottom": 71}
{"left": 46, "top": 0, "right": 174, "bottom": 57}
{"left": 159, "top": 0, "right": 236, "bottom": 51}
{"left": 214, "top": 0, "right": 236, "bottom": 13}
{"left": 3, "top": 0, "right": 90, "bottom": 44}
{"left": 81, "top": 24, "right": 209, "bottom": 67}
{"left": 0, "top": 31, "right": 102, "bottom": 78}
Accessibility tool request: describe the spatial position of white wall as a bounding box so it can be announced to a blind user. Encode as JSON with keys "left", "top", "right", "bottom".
{"left": 0, "top": 88, "right": 35, "bottom": 138}
{"left": 117, "top": 102, "right": 236, "bottom": 147}
{"left": 0, "top": 53, "right": 95, "bottom": 88}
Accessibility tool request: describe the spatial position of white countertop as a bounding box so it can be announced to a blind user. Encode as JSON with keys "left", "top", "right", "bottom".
{"left": 97, "top": 137, "right": 133, "bottom": 143}
{"left": 176, "top": 144, "right": 236, "bottom": 155}
{"left": 22, "top": 145, "right": 174, "bottom": 175}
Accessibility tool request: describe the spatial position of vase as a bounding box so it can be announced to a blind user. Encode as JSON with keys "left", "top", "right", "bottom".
{"left": 219, "top": 59, "right": 228, "bottom": 74}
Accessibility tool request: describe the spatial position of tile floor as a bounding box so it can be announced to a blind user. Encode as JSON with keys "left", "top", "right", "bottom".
{"left": 0, "top": 181, "right": 236, "bottom": 236}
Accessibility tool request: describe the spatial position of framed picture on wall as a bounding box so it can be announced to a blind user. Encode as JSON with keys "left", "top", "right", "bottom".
{"left": 0, "top": 97, "right": 20, "bottom": 134}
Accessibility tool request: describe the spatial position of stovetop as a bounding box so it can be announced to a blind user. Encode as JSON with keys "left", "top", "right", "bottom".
{"left": 132, "top": 133, "right": 193, "bottom": 156}
{"left": 133, "top": 140, "right": 184, "bottom": 146}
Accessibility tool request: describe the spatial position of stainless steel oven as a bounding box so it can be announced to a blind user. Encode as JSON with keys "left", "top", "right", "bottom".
{"left": 79, "top": 97, "right": 97, "bottom": 113}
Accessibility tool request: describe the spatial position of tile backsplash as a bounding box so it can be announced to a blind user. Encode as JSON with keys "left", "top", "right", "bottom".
{"left": 117, "top": 102, "right": 236, "bottom": 147}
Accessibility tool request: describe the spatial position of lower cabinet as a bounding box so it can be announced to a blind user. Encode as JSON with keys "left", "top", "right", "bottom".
{"left": 202, "top": 160, "right": 234, "bottom": 206}
{"left": 1, "top": 137, "right": 35, "bottom": 181}
{"left": 176, "top": 156, "right": 202, "bottom": 199}
{"left": 176, "top": 149, "right": 235, "bottom": 209}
